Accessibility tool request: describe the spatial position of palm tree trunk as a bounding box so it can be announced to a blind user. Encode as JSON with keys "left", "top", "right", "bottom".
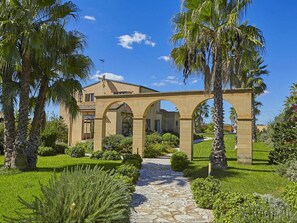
{"left": 14, "top": 53, "right": 31, "bottom": 169}
{"left": 2, "top": 63, "right": 16, "bottom": 168}
{"left": 27, "top": 77, "right": 48, "bottom": 169}
{"left": 252, "top": 95, "right": 257, "bottom": 142}
{"left": 211, "top": 47, "right": 227, "bottom": 168}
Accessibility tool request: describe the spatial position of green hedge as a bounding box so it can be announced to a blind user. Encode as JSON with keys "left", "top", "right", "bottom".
{"left": 38, "top": 147, "right": 56, "bottom": 156}
{"left": 65, "top": 145, "right": 85, "bottom": 158}
{"left": 170, "top": 151, "right": 189, "bottom": 171}
{"left": 116, "top": 164, "right": 140, "bottom": 184}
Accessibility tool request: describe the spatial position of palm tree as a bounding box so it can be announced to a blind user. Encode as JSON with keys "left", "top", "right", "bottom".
{"left": 26, "top": 28, "right": 92, "bottom": 169}
{"left": 229, "top": 107, "right": 237, "bottom": 132}
{"left": 0, "top": 0, "right": 79, "bottom": 169}
{"left": 171, "top": 0, "right": 264, "bottom": 168}
{"left": 193, "top": 101, "right": 209, "bottom": 133}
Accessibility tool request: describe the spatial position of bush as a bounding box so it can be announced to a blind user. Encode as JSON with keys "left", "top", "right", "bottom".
{"left": 6, "top": 166, "right": 132, "bottom": 223}
{"left": 102, "top": 150, "right": 121, "bottom": 160}
{"left": 122, "top": 154, "right": 143, "bottom": 164}
{"left": 146, "top": 132, "right": 162, "bottom": 145}
{"left": 120, "top": 137, "right": 133, "bottom": 153}
{"left": 38, "top": 147, "right": 56, "bottom": 156}
{"left": 191, "top": 177, "right": 220, "bottom": 209}
{"left": 144, "top": 144, "right": 162, "bottom": 158}
{"left": 193, "top": 133, "right": 204, "bottom": 140}
{"left": 151, "top": 143, "right": 175, "bottom": 154}
{"left": 116, "top": 164, "right": 140, "bottom": 184}
{"left": 54, "top": 142, "right": 68, "bottom": 154}
{"left": 170, "top": 151, "right": 189, "bottom": 171}
{"left": 41, "top": 132, "right": 57, "bottom": 148}
{"left": 65, "top": 145, "right": 85, "bottom": 158}
{"left": 162, "top": 133, "right": 179, "bottom": 147}
{"left": 123, "top": 159, "right": 142, "bottom": 169}
{"left": 113, "top": 173, "right": 135, "bottom": 192}
{"left": 103, "top": 134, "right": 125, "bottom": 152}
{"left": 283, "top": 182, "right": 297, "bottom": 211}
{"left": 277, "top": 160, "right": 297, "bottom": 181}
{"left": 269, "top": 146, "right": 297, "bottom": 164}
{"left": 74, "top": 141, "right": 93, "bottom": 154}
{"left": 91, "top": 151, "right": 104, "bottom": 159}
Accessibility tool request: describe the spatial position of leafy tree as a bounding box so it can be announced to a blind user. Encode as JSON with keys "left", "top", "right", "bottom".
{"left": 171, "top": 0, "right": 264, "bottom": 168}
{"left": 193, "top": 101, "right": 209, "bottom": 133}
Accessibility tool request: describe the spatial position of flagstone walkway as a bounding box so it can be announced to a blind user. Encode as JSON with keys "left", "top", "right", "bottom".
{"left": 130, "top": 156, "right": 213, "bottom": 223}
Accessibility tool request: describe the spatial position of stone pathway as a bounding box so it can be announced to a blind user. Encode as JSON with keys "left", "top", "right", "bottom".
{"left": 130, "top": 156, "right": 213, "bottom": 223}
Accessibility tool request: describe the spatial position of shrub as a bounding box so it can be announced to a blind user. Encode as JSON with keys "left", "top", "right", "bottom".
{"left": 113, "top": 173, "right": 135, "bottom": 192}
{"left": 120, "top": 137, "right": 133, "bottom": 153}
{"left": 123, "top": 159, "right": 142, "bottom": 169}
{"left": 116, "top": 164, "right": 140, "bottom": 184}
{"left": 38, "top": 147, "right": 56, "bottom": 156}
{"left": 170, "top": 151, "right": 189, "bottom": 171}
{"left": 102, "top": 150, "right": 121, "bottom": 160}
{"left": 91, "top": 151, "right": 104, "bottom": 159}
{"left": 146, "top": 132, "right": 162, "bottom": 145}
{"left": 144, "top": 144, "right": 162, "bottom": 158}
{"left": 191, "top": 177, "right": 220, "bottom": 209}
{"left": 41, "top": 132, "right": 57, "bottom": 148}
{"left": 193, "top": 133, "right": 204, "bottom": 140}
{"left": 269, "top": 146, "right": 297, "bottom": 164}
{"left": 65, "top": 145, "right": 85, "bottom": 158}
{"left": 6, "top": 166, "right": 132, "bottom": 223}
{"left": 152, "top": 143, "right": 175, "bottom": 154}
{"left": 103, "top": 134, "right": 125, "bottom": 152}
{"left": 74, "top": 141, "right": 93, "bottom": 154}
{"left": 122, "top": 154, "right": 143, "bottom": 164}
{"left": 283, "top": 182, "right": 297, "bottom": 211}
{"left": 0, "top": 123, "right": 4, "bottom": 155}
{"left": 54, "top": 142, "right": 68, "bottom": 154}
{"left": 277, "top": 160, "right": 297, "bottom": 181}
{"left": 162, "top": 133, "right": 179, "bottom": 147}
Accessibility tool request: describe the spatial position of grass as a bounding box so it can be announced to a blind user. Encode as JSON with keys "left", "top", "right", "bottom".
{"left": 0, "top": 155, "right": 121, "bottom": 220}
{"left": 189, "top": 134, "right": 291, "bottom": 197}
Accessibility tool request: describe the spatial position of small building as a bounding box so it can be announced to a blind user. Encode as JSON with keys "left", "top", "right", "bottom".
{"left": 60, "top": 79, "right": 179, "bottom": 146}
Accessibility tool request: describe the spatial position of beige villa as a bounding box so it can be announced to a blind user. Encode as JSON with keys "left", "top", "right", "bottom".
{"left": 60, "top": 79, "right": 180, "bottom": 146}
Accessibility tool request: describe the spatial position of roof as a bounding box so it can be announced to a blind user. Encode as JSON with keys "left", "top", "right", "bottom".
{"left": 83, "top": 79, "right": 158, "bottom": 93}
{"left": 79, "top": 102, "right": 129, "bottom": 111}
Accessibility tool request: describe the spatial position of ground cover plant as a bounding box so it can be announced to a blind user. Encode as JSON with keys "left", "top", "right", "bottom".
{"left": 0, "top": 155, "right": 121, "bottom": 221}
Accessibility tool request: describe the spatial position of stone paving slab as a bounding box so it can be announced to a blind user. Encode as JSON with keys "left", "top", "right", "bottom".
{"left": 130, "top": 156, "right": 213, "bottom": 223}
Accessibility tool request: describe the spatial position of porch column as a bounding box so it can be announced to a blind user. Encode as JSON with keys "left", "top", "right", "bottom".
{"left": 132, "top": 117, "right": 145, "bottom": 157}
{"left": 93, "top": 117, "right": 106, "bottom": 151}
{"left": 237, "top": 118, "right": 253, "bottom": 164}
{"left": 179, "top": 117, "right": 193, "bottom": 160}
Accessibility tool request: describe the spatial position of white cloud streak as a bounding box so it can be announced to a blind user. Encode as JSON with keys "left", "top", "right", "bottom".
{"left": 117, "top": 31, "right": 156, "bottom": 49}
{"left": 151, "top": 75, "right": 183, "bottom": 87}
{"left": 158, "top": 56, "right": 171, "bottom": 62}
{"left": 90, "top": 71, "right": 124, "bottom": 81}
{"left": 83, "top": 15, "right": 96, "bottom": 21}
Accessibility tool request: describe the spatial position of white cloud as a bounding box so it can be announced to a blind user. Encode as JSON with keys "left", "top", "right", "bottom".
{"left": 158, "top": 56, "right": 171, "bottom": 62}
{"left": 166, "top": 75, "right": 176, "bottom": 80}
{"left": 117, "top": 31, "right": 156, "bottom": 49}
{"left": 83, "top": 15, "right": 96, "bottom": 21}
{"left": 152, "top": 82, "right": 166, "bottom": 87}
{"left": 191, "top": 79, "right": 198, "bottom": 84}
{"left": 90, "top": 71, "right": 124, "bottom": 81}
{"left": 264, "top": 90, "right": 269, "bottom": 94}
{"left": 151, "top": 75, "right": 183, "bottom": 87}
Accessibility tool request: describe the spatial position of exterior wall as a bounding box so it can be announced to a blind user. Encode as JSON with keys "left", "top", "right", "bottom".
{"left": 160, "top": 110, "right": 180, "bottom": 134}
{"left": 105, "top": 111, "right": 117, "bottom": 136}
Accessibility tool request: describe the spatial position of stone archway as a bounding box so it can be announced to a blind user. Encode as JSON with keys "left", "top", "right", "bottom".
{"left": 94, "top": 89, "right": 253, "bottom": 164}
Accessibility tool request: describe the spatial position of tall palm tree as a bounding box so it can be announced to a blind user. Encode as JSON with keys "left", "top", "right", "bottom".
{"left": 171, "top": 0, "right": 264, "bottom": 168}
{"left": 193, "top": 101, "right": 209, "bottom": 133}
{"left": 26, "top": 27, "right": 92, "bottom": 169}
{"left": 0, "top": 0, "right": 79, "bottom": 169}
{"left": 229, "top": 107, "right": 237, "bottom": 132}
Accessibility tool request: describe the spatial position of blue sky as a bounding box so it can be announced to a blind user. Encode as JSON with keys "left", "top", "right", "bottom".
{"left": 53, "top": 0, "right": 297, "bottom": 124}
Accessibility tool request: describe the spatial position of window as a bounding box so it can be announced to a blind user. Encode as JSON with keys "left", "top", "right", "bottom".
{"left": 85, "top": 93, "right": 94, "bottom": 102}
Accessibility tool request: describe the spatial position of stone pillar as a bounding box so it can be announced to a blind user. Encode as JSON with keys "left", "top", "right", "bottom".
{"left": 93, "top": 117, "right": 106, "bottom": 151}
{"left": 132, "top": 117, "right": 146, "bottom": 157}
{"left": 237, "top": 118, "right": 253, "bottom": 164}
{"left": 179, "top": 118, "right": 193, "bottom": 160}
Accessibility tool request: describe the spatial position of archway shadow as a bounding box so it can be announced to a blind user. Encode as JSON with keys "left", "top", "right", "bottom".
{"left": 131, "top": 193, "right": 147, "bottom": 208}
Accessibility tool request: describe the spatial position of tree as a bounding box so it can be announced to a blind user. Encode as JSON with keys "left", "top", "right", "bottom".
{"left": 229, "top": 107, "right": 237, "bottom": 133}
{"left": 171, "top": 0, "right": 264, "bottom": 168}
{"left": 193, "top": 101, "right": 209, "bottom": 133}
{"left": 0, "top": 0, "right": 82, "bottom": 169}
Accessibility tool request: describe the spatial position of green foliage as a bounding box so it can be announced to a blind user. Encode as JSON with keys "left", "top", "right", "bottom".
{"left": 41, "top": 132, "right": 57, "bottom": 148}
{"left": 116, "top": 164, "right": 140, "bottom": 184}
{"left": 123, "top": 159, "right": 142, "bottom": 169}
{"left": 91, "top": 151, "right": 104, "bottom": 159}
{"left": 120, "top": 136, "right": 133, "bottom": 153}
{"left": 152, "top": 143, "right": 175, "bottom": 153}
{"left": 170, "top": 151, "right": 189, "bottom": 171}
{"left": 6, "top": 166, "right": 132, "bottom": 223}
{"left": 122, "top": 154, "right": 143, "bottom": 164}
{"left": 162, "top": 133, "right": 179, "bottom": 147}
{"left": 74, "top": 141, "right": 93, "bottom": 154}
{"left": 0, "top": 123, "right": 3, "bottom": 155}
{"left": 146, "top": 132, "right": 162, "bottom": 145}
{"left": 193, "top": 133, "right": 204, "bottom": 140}
{"left": 144, "top": 144, "right": 162, "bottom": 158}
{"left": 65, "top": 145, "right": 85, "bottom": 158}
{"left": 277, "top": 160, "right": 297, "bottom": 182}
{"left": 191, "top": 177, "right": 220, "bottom": 209}
{"left": 269, "top": 146, "right": 297, "bottom": 164}
{"left": 283, "top": 182, "right": 297, "bottom": 211}
{"left": 54, "top": 142, "right": 68, "bottom": 154}
{"left": 102, "top": 150, "right": 121, "bottom": 160}
{"left": 113, "top": 173, "right": 135, "bottom": 193}
{"left": 38, "top": 147, "right": 56, "bottom": 156}
{"left": 103, "top": 134, "right": 125, "bottom": 152}
{"left": 205, "top": 123, "right": 214, "bottom": 133}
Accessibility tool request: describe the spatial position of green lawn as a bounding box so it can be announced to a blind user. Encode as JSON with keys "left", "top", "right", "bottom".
{"left": 189, "top": 134, "right": 291, "bottom": 197}
{"left": 0, "top": 155, "right": 121, "bottom": 220}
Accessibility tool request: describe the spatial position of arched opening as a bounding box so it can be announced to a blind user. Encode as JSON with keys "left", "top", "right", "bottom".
{"left": 100, "top": 101, "right": 134, "bottom": 153}
{"left": 192, "top": 99, "right": 238, "bottom": 161}
{"left": 143, "top": 100, "right": 180, "bottom": 158}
